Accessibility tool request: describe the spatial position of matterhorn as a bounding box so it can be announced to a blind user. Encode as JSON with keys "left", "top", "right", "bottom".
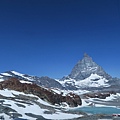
{"left": 60, "top": 53, "right": 120, "bottom": 91}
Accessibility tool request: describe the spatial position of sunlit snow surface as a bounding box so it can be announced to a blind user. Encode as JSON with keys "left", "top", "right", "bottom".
{"left": 11, "top": 71, "right": 34, "bottom": 81}
{"left": 1, "top": 73, "right": 12, "bottom": 76}
{"left": 0, "top": 89, "right": 81, "bottom": 120}
{"left": 75, "top": 74, "right": 109, "bottom": 87}
{"left": 19, "top": 80, "right": 32, "bottom": 84}
{"left": 81, "top": 93, "right": 120, "bottom": 108}
{"left": 59, "top": 74, "right": 110, "bottom": 88}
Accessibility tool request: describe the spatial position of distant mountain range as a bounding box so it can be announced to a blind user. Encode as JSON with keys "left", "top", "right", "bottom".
{"left": 0, "top": 71, "right": 63, "bottom": 89}
{"left": 0, "top": 53, "right": 120, "bottom": 91}
{"left": 0, "top": 53, "right": 120, "bottom": 119}
{"left": 60, "top": 53, "right": 120, "bottom": 91}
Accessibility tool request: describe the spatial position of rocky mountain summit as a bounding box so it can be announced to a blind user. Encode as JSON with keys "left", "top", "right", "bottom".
{"left": 60, "top": 53, "right": 120, "bottom": 90}
{"left": 69, "top": 53, "right": 111, "bottom": 80}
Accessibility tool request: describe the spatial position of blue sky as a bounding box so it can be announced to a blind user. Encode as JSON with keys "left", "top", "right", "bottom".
{"left": 0, "top": 0, "right": 120, "bottom": 78}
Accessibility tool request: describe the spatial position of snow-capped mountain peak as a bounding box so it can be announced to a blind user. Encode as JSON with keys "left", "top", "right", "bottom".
{"left": 69, "top": 53, "right": 111, "bottom": 80}
{"left": 59, "top": 53, "right": 114, "bottom": 90}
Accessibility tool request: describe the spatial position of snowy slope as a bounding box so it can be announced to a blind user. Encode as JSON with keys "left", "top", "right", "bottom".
{"left": 0, "top": 71, "right": 34, "bottom": 81}
{"left": 82, "top": 93, "right": 120, "bottom": 107}
{"left": 59, "top": 74, "right": 110, "bottom": 89}
{"left": 11, "top": 71, "right": 34, "bottom": 81}
{"left": 75, "top": 74, "right": 109, "bottom": 88}
{"left": 0, "top": 70, "right": 64, "bottom": 89}
{"left": 0, "top": 89, "right": 82, "bottom": 120}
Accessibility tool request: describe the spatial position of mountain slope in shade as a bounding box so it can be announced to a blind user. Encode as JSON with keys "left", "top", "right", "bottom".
{"left": 0, "top": 71, "right": 64, "bottom": 89}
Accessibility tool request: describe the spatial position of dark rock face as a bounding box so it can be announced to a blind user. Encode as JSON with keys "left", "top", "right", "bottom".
{"left": 69, "top": 53, "right": 111, "bottom": 80}
{"left": 33, "top": 76, "right": 64, "bottom": 89}
{"left": 65, "top": 93, "right": 82, "bottom": 107}
{"left": 0, "top": 78, "right": 82, "bottom": 107}
{"left": 83, "top": 91, "right": 116, "bottom": 99}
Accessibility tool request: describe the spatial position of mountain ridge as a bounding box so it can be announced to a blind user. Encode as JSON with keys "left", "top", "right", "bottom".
{"left": 0, "top": 53, "right": 120, "bottom": 91}
{"left": 0, "top": 70, "right": 64, "bottom": 89}
{"left": 60, "top": 53, "right": 120, "bottom": 90}
{"left": 69, "top": 53, "right": 112, "bottom": 80}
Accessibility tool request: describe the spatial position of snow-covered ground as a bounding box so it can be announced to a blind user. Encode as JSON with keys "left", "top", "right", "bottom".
{"left": 52, "top": 87, "right": 120, "bottom": 109}
{"left": 52, "top": 88, "right": 90, "bottom": 97}
{"left": 81, "top": 93, "right": 120, "bottom": 108}
{"left": 19, "top": 80, "right": 32, "bottom": 84}
{"left": 1, "top": 73, "right": 12, "bottom": 76}
{"left": 58, "top": 74, "right": 110, "bottom": 89}
{"left": 0, "top": 78, "right": 4, "bottom": 82}
{"left": 11, "top": 71, "right": 34, "bottom": 81}
{"left": 0, "top": 89, "right": 83, "bottom": 120}
{"left": 75, "top": 74, "right": 109, "bottom": 87}
{"left": 51, "top": 88, "right": 120, "bottom": 108}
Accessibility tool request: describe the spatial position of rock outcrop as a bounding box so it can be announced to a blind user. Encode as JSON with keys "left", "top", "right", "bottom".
{"left": 0, "top": 78, "right": 82, "bottom": 107}
{"left": 83, "top": 91, "right": 116, "bottom": 99}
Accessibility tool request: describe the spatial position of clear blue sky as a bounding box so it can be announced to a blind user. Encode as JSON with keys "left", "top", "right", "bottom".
{"left": 0, "top": 0, "right": 120, "bottom": 78}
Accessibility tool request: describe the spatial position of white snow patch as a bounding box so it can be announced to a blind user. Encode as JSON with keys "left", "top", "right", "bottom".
{"left": 0, "top": 79, "right": 4, "bottom": 82}
{"left": 11, "top": 71, "right": 34, "bottom": 81}
{"left": 1, "top": 73, "right": 12, "bottom": 76}
{"left": 4, "top": 100, "right": 42, "bottom": 120}
{"left": 11, "top": 71, "right": 24, "bottom": 76}
{"left": 105, "top": 93, "right": 120, "bottom": 101}
{"left": 73, "top": 89, "right": 90, "bottom": 95}
{"left": 58, "top": 74, "right": 109, "bottom": 89}
{"left": 0, "top": 89, "right": 15, "bottom": 97}
{"left": 43, "top": 112, "right": 82, "bottom": 120}
{"left": 52, "top": 89, "right": 62, "bottom": 94}
{"left": 75, "top": 74, "right": 109, "bottom": 88}
{"left": 82, "top": 93, "right": 120, "bottom": 108}
{"left": 20, "top": 80, "right": 32, "bottom": 84}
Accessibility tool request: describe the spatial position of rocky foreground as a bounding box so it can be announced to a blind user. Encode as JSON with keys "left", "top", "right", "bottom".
{"left": 0, "top": 78, "right": 82, "bottom": 107}
{"left": 0, "top": 78, "right": 84, "bottom": 119}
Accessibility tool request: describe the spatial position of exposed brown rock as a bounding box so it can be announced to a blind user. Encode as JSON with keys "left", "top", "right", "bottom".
{"left": 0, "top": 78, "right": 82, "bottom": 107}
{"left": 84, "top": 91, "right": 116, "bottom": 99}
{"left": 65, "top": 93, "right": 82, "bottom": 107}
